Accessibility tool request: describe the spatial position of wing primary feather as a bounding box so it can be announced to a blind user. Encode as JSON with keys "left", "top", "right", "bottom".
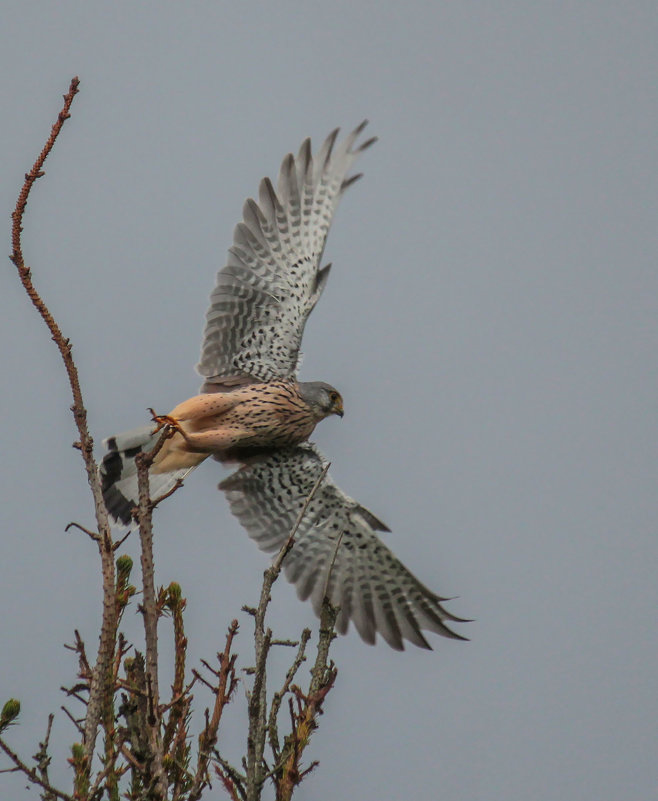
{"left": 197, "top": 124, "right": 375, "bottom": 384}
{"left": 316, "top": 127, "right": 340, "bottom": 170}
{"left": 297, "top": 137, "right": 312, "bottom": 173}
{"left": 342, "top": 119, "right": 370, "bottom": 153}
{"left": 219, "top": 444, "right": 469, "bottom": 649}
{"left": 341, "top": 173, "right": 363, "bottom": 192}
{"left": 356, "top": 135, "right": 379, "bottom": 153}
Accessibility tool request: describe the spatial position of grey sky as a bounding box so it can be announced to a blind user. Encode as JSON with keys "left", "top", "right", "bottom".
{"left": 1, "top": 2, "right": 657, "bottom": 799}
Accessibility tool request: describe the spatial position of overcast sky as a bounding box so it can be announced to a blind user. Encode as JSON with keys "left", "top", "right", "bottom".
{"left": 1, "top": 3, "right": 657, "bottom": 800}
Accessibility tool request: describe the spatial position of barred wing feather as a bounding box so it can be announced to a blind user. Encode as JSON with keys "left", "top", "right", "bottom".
{"left": 219, "top": 444, "right": 468, "bottom": 650}
{"left": 197, "top": 122, "right": 376, "bottom": 387}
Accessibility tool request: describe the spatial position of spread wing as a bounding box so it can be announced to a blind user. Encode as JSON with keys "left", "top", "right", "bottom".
{"left": 219, "top": 444, "right": 468, "bottom": 650}
{"left": 197, "top": 122, "right": 376, "bottom": 389}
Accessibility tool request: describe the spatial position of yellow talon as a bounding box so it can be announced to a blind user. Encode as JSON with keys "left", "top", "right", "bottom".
{"left": 149, "top": 408, "right": 182, "bottom": 437}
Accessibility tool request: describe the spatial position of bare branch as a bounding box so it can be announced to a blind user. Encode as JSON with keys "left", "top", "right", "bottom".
{"left": 60, "top": 706, "right": 85, "bottom": 736}
{"left": 272, "top": 463, "right": 331, "bottom": 575}
{"left": 10, "top": 77, "right": 79, "bottom": 269}
{"left": 214, "top": 758, "right": 246, "bottom": 801}
{"left": 9, "top": 76, "right": 121, "bottom": 769}
{"left": 32, "top": 714, "right": 56, "bottom": 801}
{"left": 268, "top": 630, "right": 311, "bottom": 760}
{"left": 151, "top": 477, "right": 185, "bottom": 509}
{"left": 309, "top": 599, "right": 338, "bottom": 697}
{"left": 65, "top": 521, "right": 101, "bottom": 543}
{"left": 189, "top": 620, "right": 239, "bottom": 801}
{"left": 112, "top": 529, "right": 133, "bottom": 551}
{"left": 0, "top": 736, "right": 72, "bottom": 801}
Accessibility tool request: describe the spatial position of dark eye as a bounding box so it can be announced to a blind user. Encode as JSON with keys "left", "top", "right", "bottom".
{"left": 330, "top": 392, "right": 338, "bottom": 402}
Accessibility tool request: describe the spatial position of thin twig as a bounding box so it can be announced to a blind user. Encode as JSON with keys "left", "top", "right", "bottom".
{"left": 86, "top": 757, "right": 121, "bottom": 801}
{"left": 151, "top": 477, "right": 185, "bottom": 509}
{"left": 272, "top": 463, "right": 331, "bottom": 574}
{"left": 189, "top": 620, "right": 239, "bottom": 801}
{"left": 191, "top": 671, "right": 217, "bottom": 693}
{"left": 214, "top": 761, "right": 245, "bottom": 801}
{"left": 72, "top": 629, "right": 91, "bottom": 677}
{"left": 321, "top": 530, "right": 344, "bottom": 606}
{"left": 60, "top": 706, "right": 85, "bottom": 736}
{"left": 309, "top": 598, "right": 338, "bottom": 697}
{"left": 112, "top": 529, "right": 132, "bottom": 551}
{"left": 199, "top": 659, "right": 221, "bottom": 679}
{"left": 65, "top": 521, "right": 101, "bottom": 542}
{"left": 0, "top": 737, "right": 72, "bottom": 801}
{"left": 268, "top": 629, "right": 311, "bottom": 760}
{"left": 60, "top": 687, "right": 89, "bottom": 707}
{"left": 10, "top": 78, "right": 79, "bottom": 267}
{"left": 159, "top": 675, "right": 197, "bottom": 716}
{"left": 33, "top": 713, "right": 55, "bottom": 801}
{"left": 213, "top": 754, "right": 247, "bottom": 801}
{"left": 119, "top": 743, "right": 143, "bottom": 772}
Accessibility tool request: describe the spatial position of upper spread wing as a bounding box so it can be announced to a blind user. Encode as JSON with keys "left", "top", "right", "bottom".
{"left": 219, "top": 444, "right": 468, "bottom": 650}
{"left": 197, "top": 122, "right": 376, "bottom": 388}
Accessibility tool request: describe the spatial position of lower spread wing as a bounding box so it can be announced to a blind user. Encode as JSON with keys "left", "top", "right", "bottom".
{"left": 219, "top": 444, "right": 468, "bottom": 650}
{"left": 197, "top": 122, "right": 376, "bottom": 389}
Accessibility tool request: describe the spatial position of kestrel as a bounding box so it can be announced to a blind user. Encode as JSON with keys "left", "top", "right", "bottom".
{"left": 101, "top": 122, "right": 468, "bottom": 650}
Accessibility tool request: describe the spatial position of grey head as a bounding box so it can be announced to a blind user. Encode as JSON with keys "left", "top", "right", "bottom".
{"left": 298, "top": 381, "right": 344, "bottom": 420}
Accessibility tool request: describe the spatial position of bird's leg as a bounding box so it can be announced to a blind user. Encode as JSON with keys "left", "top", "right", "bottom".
{"left": 149, "top": 408, "right": 184, "bottom": 437}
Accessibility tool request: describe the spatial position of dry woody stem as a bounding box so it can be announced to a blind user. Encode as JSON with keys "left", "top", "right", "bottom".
{"left": 8, "top": 76, "right": 119, "bottom": 776}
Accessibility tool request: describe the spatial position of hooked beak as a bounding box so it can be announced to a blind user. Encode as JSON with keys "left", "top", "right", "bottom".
{"left": 333, "top": 398, "right": 344, "bottom": 418}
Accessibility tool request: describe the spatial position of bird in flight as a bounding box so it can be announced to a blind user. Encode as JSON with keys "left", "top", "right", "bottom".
{"left": 100, "top": 122, "right": 468, "bottom": 650}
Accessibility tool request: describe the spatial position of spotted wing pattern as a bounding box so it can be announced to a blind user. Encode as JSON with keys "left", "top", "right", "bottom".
{"left": 219, "top": 444, "right": 468, "bottom": 650}
{"left": 197, "top": 122, "right": 376, "bottom": 388}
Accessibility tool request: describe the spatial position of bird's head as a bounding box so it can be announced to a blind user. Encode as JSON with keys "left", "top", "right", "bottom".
{"left": 299, "top": 381, "right": 344, "bottom": 420}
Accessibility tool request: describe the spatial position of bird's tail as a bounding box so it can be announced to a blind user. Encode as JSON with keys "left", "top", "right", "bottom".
{"left": 100, "top": 425, "right": 194, "bottom": 525}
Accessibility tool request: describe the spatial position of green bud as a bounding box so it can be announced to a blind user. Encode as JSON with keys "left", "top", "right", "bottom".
{"left": 116, "top": 554, "right": 133, "bottom": 579}
{"left": 0, "top": 698, "right": 20, "bottom": 730}
{"left": 70, "top": 742, "right": 85, "bottom": 761}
